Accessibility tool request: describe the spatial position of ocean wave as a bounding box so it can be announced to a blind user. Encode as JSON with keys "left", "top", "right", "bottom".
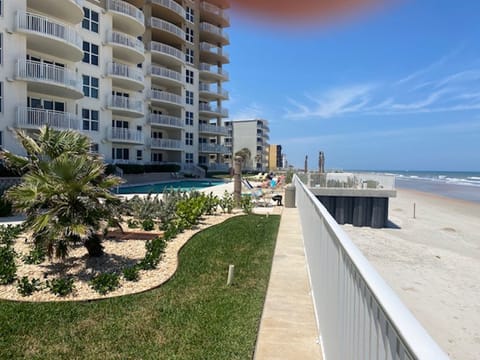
{"left": 396, "top": 174, "right": 480, "bottom": 187}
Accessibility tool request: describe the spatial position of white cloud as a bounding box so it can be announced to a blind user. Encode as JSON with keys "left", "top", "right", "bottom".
{"left": 230, "top": 102, "right": 265, "bottom": 120}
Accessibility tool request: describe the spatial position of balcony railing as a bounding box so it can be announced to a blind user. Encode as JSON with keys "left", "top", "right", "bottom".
{"left": 106, "top": 30, "right": 144, "bottom": 53}
{"left": 15, "top": 12, "right": 82, "bottom": 49}
{"left": 108, "top": 127, "right": 144, "bottom": 143}
{"left": 148, "top": 17, "right": 185, "bottom": 39}
{"left": 199, "top": 123, "right": 228, "bottom": 135}
{"left": 106, "top": 0, "right": 145, "bottom": 25}
{"left": 150, "top": 0, "right": 186, "bottom": 18}
{"left": 199, "top": 103, "right": 228, "bottom": 117}
{"left": 148, "top": 41, "right": 184, "bottom": 62}
{"left": 149, "top": 113, "right": 183, "bottom": 128}
{"left": 293, "top": 175, "right": 449, "bottom": 360}
{"left": 200, "top": 2, "right": 229, "bottom": 23}
{"left": 107, "top": 95, "right": 144, "bottom": 114}
{"left": 149, "top": 89, "right": 182, "bottom": 105}
{"left": 15, "top": 60, "right": 81, "bottom": 92}
{"left": 107, "top": 62, "right": 144, "bottom": 83}
{"left": 200, "top": 42, "right": 228, "bottom": 58}
{"left": 199, "top": 143, "right": 229, "bottom": 154}
{"left": 149, "top": 65, "right": 182, "bottom": 82}
{"left": 199, "top": 63, "right": 229, "bottom": 79}
{"left": 199, "top": 22, "right": 229, "bottom": 42}
{"left": 16, "top": 107, "right": 81, "bottom": 130}
{"left": 199, "top": 83, "right": 228, "bottom": 98}
{"left": 150, "top": 138, "right": 184, "bottom": 150}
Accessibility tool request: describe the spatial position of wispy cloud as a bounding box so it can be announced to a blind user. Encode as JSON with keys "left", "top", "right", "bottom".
{"left": 230, "top": 102, "right": 265, "bottom": 120}
{"left": 284, "top": 50, "right": 480, "bottom": 119}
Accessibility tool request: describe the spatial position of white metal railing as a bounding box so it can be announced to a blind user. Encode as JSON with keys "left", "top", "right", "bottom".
{"left": 107, "top": 95, "right": 144, "bottom": 114}
{"left": 200, "top": 42, "right": 228, "bottom": 58}
{"left": 149, "top": 65, "right": 181, "bottom": 82}
{"left": 149, "top": 89, "right": 182, "bottom": 105}
{"left": 106, "top": 30, "right": 144, "bottom": 53}
{"left": 150, "top": 138, "right": 184, "bottom": 150}
{"left": 199, "top": 22, "right": 229, "bottom": 42}
{"left": 109, "top": 127, "right": 144, "bottom": 143}
{"left": 199, "top": 83, "right": 229, "bottom": 98}
{"left": 15, "top": 12, "right": 82, "bottom": 49}
{"left": 199, "top": 143, "right": 229, "bottom": 154}
{"left": 150, "top": 0, "right": 185, "bottom": 18}
{"left": 148, "top": 113, "right": 183, "bottom": 128}
{"left": 148, "top": 41, "right": 184, "bottom": 61}
{"left": 293, "top": 175, "right": 449, "bottom": 360}
{"left": 16, "top": 107, "right": 81, "bottom": 130}
{"left": 199, "top": 123, "right": 228, "bottom": 135}
{"left": 16, "top": 60, "right": 81, "bottom": 92}
{"left": 106, "top": 0, "right": 145, "bottom": 25}
{"left": 107, "top": 62, "right": 144, "bottom": 83}
{"left": 199, "top": 63, "right": 229, "bottom": 78}
{"left": 302, "top": 172, "right": 396, "bottom": 190}
{"left": 183, "top": 163, "right": 206, "bottom": 178}
{"left": 148, "top": 17, "right": 185, "bottom": 39}
{"left": 200, "top": 1, "right": 229, "bottom": 23}
{"left": 198, "top": 104, "right": 229, "bottom": 117}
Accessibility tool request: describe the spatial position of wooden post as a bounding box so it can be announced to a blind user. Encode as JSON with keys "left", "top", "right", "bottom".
{"left": 227, "top": 264, "right": 235, "bottom": 286}
{"left": 413, "top": 202, "right": 416, "bottom": 219}
{"left": 233, "top": 156, "right": 242, "bottom": 207}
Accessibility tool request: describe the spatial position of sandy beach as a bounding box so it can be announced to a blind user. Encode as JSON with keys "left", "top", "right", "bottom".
{"left": 342, "top": 188, "right": 480, "bottom": 360}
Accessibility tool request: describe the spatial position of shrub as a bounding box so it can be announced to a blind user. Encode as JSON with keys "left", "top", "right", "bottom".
{"left": 46, "top": 277, "right": 75, "bottom": 297}
{"left": 17, "top": 276, "right": 43, "bottom": 296}
{"left": 22, "top": 246, "right": 46, "bottom": 265}
{"left": 0, "top": 246, "right": 17, "bottom": 285}
{"left": 90, "top": 272, "right": 120, "bottom": 295}
{"left": 125, "top": 194, "right": 163, "bottom": 221}
{"left": 127, "top": 219, "right": 140, "bottom": 229}
{"left": 143, "top": 164, "right": 180, "bottom": 173}
{"left": 139, "top": 237, "right": 166, "bottom": 270}
{"left": 241, "top": 195, "right": 254, "bottom": 215}
{"left": 0, "top": 224, "right": 23, "bottom": 247}
{"left": 285, "top": 169, "right": 294, "bottom": 184}
{"left": 163, "top": 221, "right": 180, "bottom": 241}
{"left": 0, "top": 192, "right": 13, "bottom": 217}
{"left": 116, "top": 164, "right": 145, "bottom": 174}
{"left": 141, "top": 219, "right": 155, "bottom": 231}
{"left": 219, "top": 191, "right": 234, "bottom": 214}
{"left": 122, "top": 266, "right": 140, "bottom": 282}
{"left": 159, "top": 189, "right": 186, "bottom": 229}
{"left": 202, "top": 192, "right": 219, "bottom": 215}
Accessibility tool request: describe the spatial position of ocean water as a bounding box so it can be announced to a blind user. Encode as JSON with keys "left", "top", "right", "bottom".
{"left": 355, "top": 170, "right": 480, "bottom": 203}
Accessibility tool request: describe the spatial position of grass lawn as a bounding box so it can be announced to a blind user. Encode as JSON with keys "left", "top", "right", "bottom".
{"left": 0, "top": 214, "right": 280, "bottom": 360}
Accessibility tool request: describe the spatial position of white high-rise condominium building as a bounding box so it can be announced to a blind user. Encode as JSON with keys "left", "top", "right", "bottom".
{"left": 0, "top": 0, "right": 230, "bottom": 170}
{"left": 224, "top": 119, "right": 270, "bottom": 172}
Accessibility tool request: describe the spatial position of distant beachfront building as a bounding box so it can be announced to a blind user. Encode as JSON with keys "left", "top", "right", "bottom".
{"left": 268, "top": 144, "right": 282, "bottom": 171}
{"left": 224, "top": 119, "right": 270, "bottom": 171}
{"left": 0, "top": 0, "right": 230, "bottom": 171}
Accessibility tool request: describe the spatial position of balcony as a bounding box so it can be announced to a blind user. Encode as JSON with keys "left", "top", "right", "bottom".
{"left": 150, "top": 0, "right": 185, "bottom": 24}
{"left": 199, "top": 22, "right": 229, "bottom": 45}
{"left": 107, "top": 0, "right": 145, "bottom": 36}
{"left": 15, "top": 107, "right": 81, "bottom": 131}
{"left": 199, "top": 143, "right": 229, "bottom": 154}
{"left": 15, "top": 60, "right": 83, "bottom": 99}
{"left": 106, "top": 31, "right": 145, "bottom": 64}
{"left": 200, "top": 2, "right": 229, "bottom": 27}
{"left": 199, "top": 42, "right": 229, "bottom": 64}
{"left": 199, "top": 123, "right": 229, "bottom": 136}
{"left": 199, "top": 83, "right": 228, "bottom": 101}
{"left": 202, "top": 0, "right": 229, "bottom": 9}
{"left": 149, "top": 89, "right": 183, "bottom": 109}
{"left": 148, "top": 113, "right": 183, "bottom": 129}
{"left": 15, "top": 12, "right": 83, "bottom": 62}
{"left": 27, "top": 0, "right": 85, "bottom": 24}
{"left": 148, "top": 41, "right": 184, "bottom": 67}
{"left": 106, "top": 95, "right": 144, "bottom": 118}
{"left": 199, "top": 63, "right": 228, "bottom": 82}
{"left": 148, "top": 17, "right": 185, "bottom": 46}
{"left": 199, "top": 103, "right": 228, "bottom": 118}
{"left": 108, "top": 127, "right": 144, "bottom": 144}
{"left": 150, "top": 138, "right": 184, "bottom": 151}
{"left": 149, "top": 65, "right": 182, "bottom": 87}
{"left": 106, "top": 62, "right": 145, "bottom": 91}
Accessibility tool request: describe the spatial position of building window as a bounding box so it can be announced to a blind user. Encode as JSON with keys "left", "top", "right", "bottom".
{"left": 82, "top": 41, "right": 99, "bottom": 65}
{"left": 152, "top": 152, "right": 163, "bottom": 162}
{"left": 82, "top": 8, "right": 99, "bottom": 33}
{"left": 186, "top": 153, "right": 194, "bottom": 164}
{"left": 186, "top": 69, "right": 194, "bottom": 84}
{"left": 112, "top": 148, "right": 129, "bottom": 161}
{"left": 185, "top": 111, "right": 194, "bottom": 126}
{"left": 136, "top": 150, "right": 143, "bottom": 161}
{"left": 185, "top": 48, "right": 194, "bottom": 64}
{"left": 82, "top": 109, "right": 99, "bottom": 131}
{"left": 186, "top": 7, "right": 194, "bottom": 22}
{"left": 186, "top": 90, "right": 194, "bottom": 105}
{"left": 90, "top": 143, "right": 99, "bottom": 153}
{"left": 185, "top": 132, "right": 193, "bottom": 146}
{"left": 82, "top": 75, "right": 99, "bottom": 98}
{"left": 186, "top": 27, "right": 194, "bottom": 43}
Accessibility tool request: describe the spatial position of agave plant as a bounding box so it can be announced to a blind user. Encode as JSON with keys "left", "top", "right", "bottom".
{"left": 1, "top": 126, "right": 123, "bottom": 259}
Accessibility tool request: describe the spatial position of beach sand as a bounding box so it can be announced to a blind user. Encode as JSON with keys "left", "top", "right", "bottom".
{"left": 342, "top": 188, "right": 480, "bottom": 360}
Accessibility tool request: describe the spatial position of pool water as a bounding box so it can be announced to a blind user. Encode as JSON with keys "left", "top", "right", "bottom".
{"left": 117, "top": 179, "right": 226, "bottom": 194}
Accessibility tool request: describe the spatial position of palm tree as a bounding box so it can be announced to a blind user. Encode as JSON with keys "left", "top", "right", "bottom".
{"left": 2, "top": 127, "right": 123, "bottom": 259}
{"left": 235, "top": 147, "right": 251, "bottom": 165}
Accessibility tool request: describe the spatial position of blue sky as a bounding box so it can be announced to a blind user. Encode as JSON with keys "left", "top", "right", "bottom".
{"left": 226, "top": 0, "right": 480, "bottom": 171}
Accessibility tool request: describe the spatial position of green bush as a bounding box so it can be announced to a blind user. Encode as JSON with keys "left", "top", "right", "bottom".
{"left": 141, "top": 218, "right": 155, "bottom": 231}
{"left": 22, "top": 246, "right": 46, "bottom": 265}
{"left": 139, "top": 237, "right": 166, "bottom": 270}
{"left": 17, "top": 276, "right": 43, "bottom": 296}
{"left": 0, "top": 224, "right": 23, "bottom": 247}
{"left": 125, "top": 194, "right": 162, "bottom": 221}
{"left": 90, "top": 272, "right": 120, "bottom": 295}
{"left": 143, "top": 164, "right": 181, "bottom": 173}
{"left": 241, "top": 195, "right": 254, "bottom": 215}
{"left": 127, "top": 219, "right": 139, "bottom": 229}
{"left": 46, "top": 277, "right": 75, "bottom": 297}
{"left": 0, "top": 246, "right": 17, "bottom": 284}
{"left": 122, "top": 266, "right": 140, "bottom": 282}
{"left": 163, "top": 221, "right": 180, "bottom": 241}
{"left": 219, "top": 190, "right": 234, "bottom": 214}
{"left": 0, "top": 192, "right": 13, "bottom": 217}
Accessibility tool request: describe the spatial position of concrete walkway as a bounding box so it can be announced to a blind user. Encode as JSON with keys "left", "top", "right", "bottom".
{"left": 254, "top": 207, "right": 323, "bottom": 360}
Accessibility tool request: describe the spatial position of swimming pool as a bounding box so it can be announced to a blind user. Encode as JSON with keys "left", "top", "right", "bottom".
{"left": 117, "top": 179, "right": 226, "bottom": 195}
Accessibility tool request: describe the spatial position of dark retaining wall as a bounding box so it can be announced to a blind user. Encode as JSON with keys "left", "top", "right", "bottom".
{"left": 316, "top": 196, "right": 389, "bottom": 228}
